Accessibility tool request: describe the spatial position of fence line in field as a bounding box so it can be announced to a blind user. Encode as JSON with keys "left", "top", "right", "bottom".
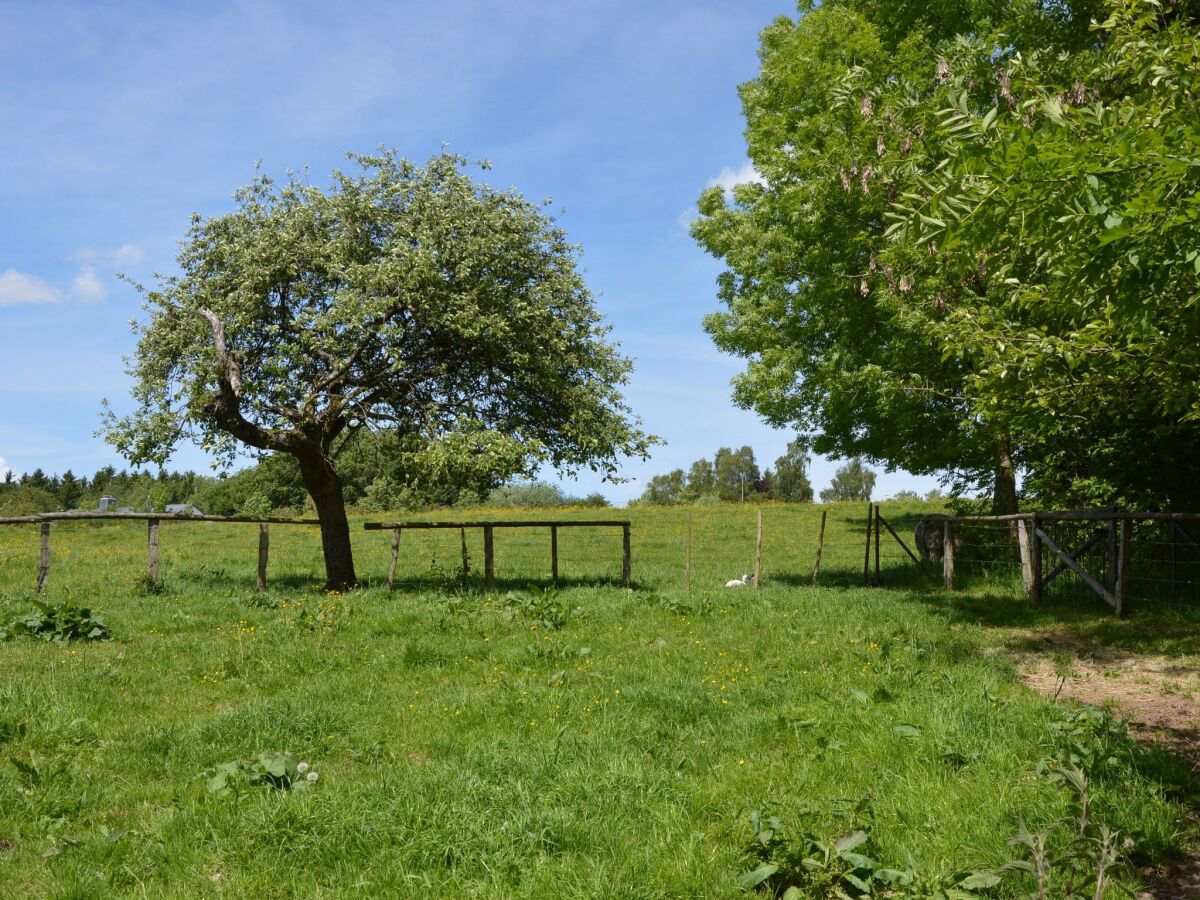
{"left": 1, "top": 505, "right": 1198, "bottom": 612}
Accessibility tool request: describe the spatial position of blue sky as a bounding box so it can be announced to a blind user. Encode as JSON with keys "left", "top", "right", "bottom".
{"left": 0, "top": 0, "right": 940, "bottom": 503}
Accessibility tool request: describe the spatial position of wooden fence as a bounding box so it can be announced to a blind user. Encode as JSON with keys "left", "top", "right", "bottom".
{"left": 0, "top": 511, "right": 320, "bottom": 593}
{"left": 838, "top": 505, "right": 1200, "bottom": 616}
{"left": 363, "top": 519, "right": 632, "bottom": 589}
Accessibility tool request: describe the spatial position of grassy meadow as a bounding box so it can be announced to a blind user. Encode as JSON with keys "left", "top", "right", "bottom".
{"left": 0, "top": 502, "right": 1197, "bottom": 897}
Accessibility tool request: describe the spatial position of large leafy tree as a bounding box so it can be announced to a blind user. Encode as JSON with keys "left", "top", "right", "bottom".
{"left": 880, "top": 0, "right": 1200, "bottom": 508}
{"left": 104, "top": 151, "right": 654, "bottom": 589}
{"left": 693, "top": 0, "right": 1103, "bottom": 511}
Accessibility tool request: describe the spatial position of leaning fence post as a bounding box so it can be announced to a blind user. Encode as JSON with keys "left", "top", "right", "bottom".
{"left": 147, "top": 518, "right": 160, "bottom": 586}
{"left": 863, "top": 504, "right": 873, "bottom": 586}
{"left": 1116, "top": 518, "right": 1132, "bottom": 617}
{"left": 484, "top": 525, "right": 495, "bottom": 588}
{"left": 257, "top": 524, "right": 269, "bottom": 591}
{"left": 387, "top": 527, "right": 401, "bottom": 590}
{"left": 754, "top": 508, "right": 763, "bottom": 590}
{"left": 812, "top": 509, "right": 827, "bottom": 586}
{"left": 1030, "top": 513, "right": 1042, "bottom": 606}
{"left": 1016, "top": 518, "right": 1032, "bottom": 594}
{"left": 35, "top": 522, "right": 51, "bottom": 594}
{"left": 621, "top": 523, "right": 632, "bottom": 588}
{"left": 944, "top": 518, "right": 956, "bottom": 590}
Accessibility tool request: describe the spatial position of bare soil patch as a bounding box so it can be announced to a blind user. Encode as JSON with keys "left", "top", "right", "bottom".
{"left": 1012, "top": 627, "right": 1200, "bottom": 898}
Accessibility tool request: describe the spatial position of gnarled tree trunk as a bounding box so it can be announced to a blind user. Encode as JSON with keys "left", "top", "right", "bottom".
{"left": 297, "top": 451, "right": 358, "bottom": 591}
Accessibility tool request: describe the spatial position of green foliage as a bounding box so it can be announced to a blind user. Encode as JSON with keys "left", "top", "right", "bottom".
{"left": 877, "top": 0, "right": 1200, "bottom": 508}
{"left": 997, "top": 764, "right": 1131, "bottom": 899}
{"left": 203, "top": 752, "right": 319, "bottom": 798}
{"left": 499, "top": 586, "right": 571, "bottom": 630}
{"left": 0, "top": 599, "right": 110, "bottom": 643}
{"left": 821, "top": 458, "right": 877, "bottom": 502}
{"left": 695, "top": 0, "right": 1198, "bottom": 509}
{"left": 487, "top": 482, "right": 573, "bottom": 508}
{"left": 739, "top": 811, "right": 997, "bottom": 898}
{"left": 0, "top": 485, "right": 59, "bottom": 516}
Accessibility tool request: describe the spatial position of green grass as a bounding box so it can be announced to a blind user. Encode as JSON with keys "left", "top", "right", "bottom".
{"left": 0, "top": 503, "right": 1196, "bottom": 897}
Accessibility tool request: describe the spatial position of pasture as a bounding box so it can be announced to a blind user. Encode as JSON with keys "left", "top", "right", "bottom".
{"left": 1, "top": 503, "right": 1197, "bottom": 897}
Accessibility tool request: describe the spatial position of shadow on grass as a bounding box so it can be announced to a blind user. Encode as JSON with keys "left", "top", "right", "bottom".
{"left": 382, "top": 573, "right": 633, "bottom": 595}
{"left": 884, "top": 576, "right": 1200, "bottom": 659}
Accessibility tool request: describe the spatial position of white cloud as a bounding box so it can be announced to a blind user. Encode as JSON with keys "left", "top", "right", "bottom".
{"left": 707, "top": 161, "right": 765, "bottom": 195}
{"left": 71, "top": 266, "right": 107, "bottom": 302}
{"left": 0, "top": 268, "right": 61, "bottom": 306}
{"left": 0, "top": 457, "right": 10, "bottom": 480}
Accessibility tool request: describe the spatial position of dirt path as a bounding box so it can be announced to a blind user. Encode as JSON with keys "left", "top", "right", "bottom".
{"left": 1011, "top": 628, "right": 1200, "bottom": 898}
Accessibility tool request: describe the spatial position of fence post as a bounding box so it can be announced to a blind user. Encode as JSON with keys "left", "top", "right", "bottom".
{"left": 873, "top": 505, "right": 882, "bottom": 586}
{"left": 812, "top": 510, "right": 827, "bottom": 586}
{"left": 1016, "top": 518, "right": 1032, "bottom": 594}
{"left": 1116, "top": 518, "right": 1132, "bottom": 617}
{"left": 685, "top": 511, "right": 693, "bottom": 593}
{"left": 621, "top": 524, "right": 632, "bottom": 588}
{"left": 147, "top": 518, "right": 160, "bottom": 586}
{"left": 863, "top": 504, "right": 873, "bottom": 586}
{"left": 388, "top": 527, "right": 401, "bottom": 590}
{"left": 551, "top": 525, "right": 559, "bottom": 584}
{"left": 944, "top": 518, "right": 955, "bottom": 590}
{"left": 1106, "top": 515, "right": 1119, "bottom": 594}
{"left": 754, "top": 508, "right": 763, "bottom": 589}
{"left": 1030, "top": 513, "right": 1042, "bottom": 606}
{"left": 461, "top": 527, "right": 470, "bottom": 587}
{"left": 257, "top": 524, "right": 269, "bottom": 591}
{"left": 484, "top": 525, "right": 495, "bottom": 588}
{"left": 35, "top": 522, "right": 51, "bottom": 594}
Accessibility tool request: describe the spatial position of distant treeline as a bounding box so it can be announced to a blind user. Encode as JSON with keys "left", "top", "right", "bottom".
{"left": 636, "top": 441, "right": 815, "bottom": 505}
{"left": 0, "top": 448, "right": 608, "bottom": 517}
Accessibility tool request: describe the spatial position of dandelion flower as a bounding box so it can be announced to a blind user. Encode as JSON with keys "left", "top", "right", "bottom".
{"left": 297, "top": 762, "right": 309, "bottom": 774}
{"left": 306, "top": 771, "right": 319, "bottom": 783}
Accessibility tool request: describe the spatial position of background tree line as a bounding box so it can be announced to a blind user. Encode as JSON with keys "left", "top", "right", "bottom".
{"left": 637, "top": 441, "right": 883, "bottom": 504}
{"left": 0, "top": 436, "right": 610, "bottom": 517}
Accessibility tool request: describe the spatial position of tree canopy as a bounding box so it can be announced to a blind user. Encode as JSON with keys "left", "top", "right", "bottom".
{"left": 693, "top": 0, "right": 1199, "bottom": 510}
{"left": 103, "top": 151, "right": 654, "bottom": 588}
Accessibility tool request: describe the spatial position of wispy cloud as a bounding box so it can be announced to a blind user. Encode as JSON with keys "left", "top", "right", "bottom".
{"left": 0, "top": 456, "right": 11, "bottom": 480}
{"left": 707, "top": 161, "right": 764, "bottom": 195}
{"left": 71, "top": 266, "right": 107, "bottom": 302}
{"left": 0, "top": 269, "right": 60, "bottom": 306}
{"left": 74, "top": 243, "right": 147, "bottom": 267}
